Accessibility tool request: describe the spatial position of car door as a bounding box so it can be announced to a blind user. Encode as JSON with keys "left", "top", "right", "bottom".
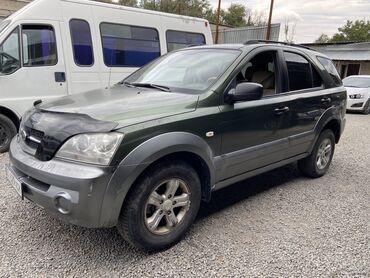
{"left": 0, "top": 20, "right": 67, "bottom": 116}
{"left": 281, "top": 50, "right": 336, "bottom": 158}
{"left": 217, "top": 48, "right": 292, "bottom": 181}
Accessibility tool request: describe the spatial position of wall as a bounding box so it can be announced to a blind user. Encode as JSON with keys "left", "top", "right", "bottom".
{"left": 0, "top": 0, "right": 31, "bottom": 21}
{"left": 212, "top": 23, "right": 280, "bottom": 44}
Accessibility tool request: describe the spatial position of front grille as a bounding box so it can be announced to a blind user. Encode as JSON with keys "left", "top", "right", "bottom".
{"left": 20, "top": 127, "right": 44, "bottom": 150}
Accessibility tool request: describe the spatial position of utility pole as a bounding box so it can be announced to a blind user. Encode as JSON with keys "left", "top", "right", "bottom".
{"left": 215, "top": 0, "right": 222, "bottom": 44}
{"left": 266, "top": 0, "right": 274, "bottom": 40}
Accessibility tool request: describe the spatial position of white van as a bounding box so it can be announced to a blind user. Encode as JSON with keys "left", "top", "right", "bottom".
{"left": 0, "top": 0, "right": 212, "bottom": 152}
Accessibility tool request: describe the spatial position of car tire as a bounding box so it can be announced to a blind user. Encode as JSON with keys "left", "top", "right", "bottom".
{"left": 298, "top": 129, "right": 335, "bottom": 178}
{"left": 117, "top": 160, "right": 201, "bottom": 252}
{"left": 0, "top": 114, "right": 17, "bottom": 153}
{"left": 362, "top": 99, "right": 370, "bottom": 114}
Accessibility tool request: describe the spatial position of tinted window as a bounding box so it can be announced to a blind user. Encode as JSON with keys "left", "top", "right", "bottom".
{"left": 317, "top": 56, "right": 342, "bottom": 86}
{"left": 0, "top": 27, "right": 20, "bottom": 74}
{"left": 70, "top": 19, "right": 94, "bottom": 66}
{"left": 166, "top": 30, "right": 205, "bottom": 52}
{"left": 284, "top": 52, "right": 313, "bottom": 91}
{"left": 100, "top": 23, "right": 160, "bottom": 67}
{"left": 22, "top": 25, "right": 57, "bottom": 66}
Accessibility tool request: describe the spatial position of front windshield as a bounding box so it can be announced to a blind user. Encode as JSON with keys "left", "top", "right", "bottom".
{"left": 343, "top": 76, "right": 370, "bottom": 88}
{"left": 0, "top": 20, "right": 10, "bottom": 34}
{"left": 124, "top": 49, "right": 241, "bottom": 92}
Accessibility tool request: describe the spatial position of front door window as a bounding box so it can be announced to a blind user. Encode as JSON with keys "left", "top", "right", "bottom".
{"left": 0, "top": 27, "right": 20, "bottom": 75}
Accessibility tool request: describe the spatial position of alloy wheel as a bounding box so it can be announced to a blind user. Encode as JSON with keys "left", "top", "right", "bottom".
{"left": 144, "top": 178, "right": 191, "bottom": 235}
{"left": 316, "top": 138, "right": 332, "bottom": 170}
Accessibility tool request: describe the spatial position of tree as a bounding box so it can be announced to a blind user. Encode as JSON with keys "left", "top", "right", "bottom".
{"left": 315, "top": 33, "right": 330, "bottom": 43}
{"left": 283, "top": 19, "right": 297, "bottom": 43}
{"left": 141, "top": 0, "right": 211, "bottom": 18}
{"left": 222, "top": 4, "right": 247, "bottom": 27}
{"left": 331, "top": 20, "right": 370, "bottom": 42}
{"left": 118, "top": 0, "right": 138, "bottom": 7}
{"left": 315, "top": 20, "right": 370, "bottom": 43}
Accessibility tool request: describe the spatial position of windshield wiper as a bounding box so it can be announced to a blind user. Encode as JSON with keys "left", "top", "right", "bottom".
{"left": 130, "top": 83, "right": 171, "bottom": 92}
{"left": 118, "top": 81, "right": 135, "bottom": 87}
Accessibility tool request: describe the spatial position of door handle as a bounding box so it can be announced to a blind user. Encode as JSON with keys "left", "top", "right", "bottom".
{"left": 55, "top": 72, "right": 66, "bottom": 83}
{"left": 274, "top": 106, "right": 290, "bottom": 115}
{"left": 321, "top": 97, "right": 331, "bottom": 104}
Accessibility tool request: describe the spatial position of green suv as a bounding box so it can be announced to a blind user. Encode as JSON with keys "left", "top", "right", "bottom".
{"left": 7, "top": 41, "right": 346, "bottom": 251}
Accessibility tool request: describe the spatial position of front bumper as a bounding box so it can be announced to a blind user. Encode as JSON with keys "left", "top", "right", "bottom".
{"left": 7, "top": 137, "right": 114, "bottom": 228}
{"left": 346, "top": 98, "right": 365, "bottom": 111}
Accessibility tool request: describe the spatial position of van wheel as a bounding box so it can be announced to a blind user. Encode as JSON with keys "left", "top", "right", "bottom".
{"left": 362, "top": 100, "right": 370, "bottom": 114}
{"left": 298, "top": 129, "right": 335, "bottom": 178}
{"left": 0, "top": 115, "right": 17, "bottom": 153}
{"left": 117, "top": 161, "right": 201, "bottom": 252}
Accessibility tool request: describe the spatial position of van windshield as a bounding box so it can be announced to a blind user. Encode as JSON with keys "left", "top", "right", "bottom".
{"left": 124, "top": 48, "right": 241, "bottom": 93}
{"left": 0, "top": 20, "right": 10, "bottom": 34}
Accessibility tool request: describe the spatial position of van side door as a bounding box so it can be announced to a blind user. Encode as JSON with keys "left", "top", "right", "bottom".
{"left": 60, "top": 2, "right": 102, "bottom": 94}
{"left": 0, "top": 21, "right": 67, "bottom": 116}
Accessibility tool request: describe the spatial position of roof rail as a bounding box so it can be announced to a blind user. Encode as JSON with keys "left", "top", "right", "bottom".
{"left": 244, "top": 40, "right": 312, "bottom": 50}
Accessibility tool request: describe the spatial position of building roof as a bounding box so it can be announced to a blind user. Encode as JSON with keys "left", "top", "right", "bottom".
{"left": 306, "top": 42, "right": 370, "bottom": 61}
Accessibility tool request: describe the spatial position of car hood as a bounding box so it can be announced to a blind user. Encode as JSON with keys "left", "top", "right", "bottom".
{"left": 39, "top": 85, "right": 199, "bottom": 127}
{"left": 345, "top": 87, "right": 370, "bottom": 96}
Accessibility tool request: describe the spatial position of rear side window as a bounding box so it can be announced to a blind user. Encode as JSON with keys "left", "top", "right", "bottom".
{"left": 284, "top": 51, "right": 323, "bottom": 91}
{"left": 100, "top": 22, "right": 160, "bottom": 67}
{"left": 317, "top": 56, "right": 342, "bottom": 86}
{"left": 22, "top": 25, "right": 57, "bottom": 66}
{"left": 166, "top": 30, "right": 205, "bottom": 52}
{"left": 70, "top": 19, "right": 94, "bottom": 66}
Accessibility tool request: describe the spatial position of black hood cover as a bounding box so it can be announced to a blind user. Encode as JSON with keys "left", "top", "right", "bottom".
{"left": 20, "top": 108, "right": 118, "bottom": 161}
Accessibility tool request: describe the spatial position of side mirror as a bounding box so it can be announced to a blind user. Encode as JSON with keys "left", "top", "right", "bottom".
{"left": 226, "top": 82, "right": 263, "bottom": 104}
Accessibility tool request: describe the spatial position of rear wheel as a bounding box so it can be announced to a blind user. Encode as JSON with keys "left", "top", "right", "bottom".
{"left": 0, "top": 114, "right": 17, "bottom": 153}
{"left": 298, "top": 129, "right": 335, "bottom": 178}
{"left": 117, "top": 161, "right": 201, "bottom": 252}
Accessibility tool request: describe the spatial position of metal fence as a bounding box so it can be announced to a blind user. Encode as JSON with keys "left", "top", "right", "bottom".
{"left": 213, "top": 23, "right": 280, "bottom": 44}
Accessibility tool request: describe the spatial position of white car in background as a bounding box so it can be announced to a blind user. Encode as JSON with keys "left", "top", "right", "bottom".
{"left": 343, "top": 75, "right": 370, "bottom": 114}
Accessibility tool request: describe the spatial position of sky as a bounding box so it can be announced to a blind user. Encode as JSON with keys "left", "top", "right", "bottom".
{"left": 209, "top": 0, "right": 370, "bottom": 43}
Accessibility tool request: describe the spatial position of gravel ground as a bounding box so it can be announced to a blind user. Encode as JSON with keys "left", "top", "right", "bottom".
{"left": 0, "top": 113, "right": 369, "bottom": 277}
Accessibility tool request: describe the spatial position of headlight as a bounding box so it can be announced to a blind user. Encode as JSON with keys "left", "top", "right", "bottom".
{"left": 349, "top": 93, "right": 364, "bottom": 99}
{"left": 56, "top": 133, "right": 124, "bottom": 165}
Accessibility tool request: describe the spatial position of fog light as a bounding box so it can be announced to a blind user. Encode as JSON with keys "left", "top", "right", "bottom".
{"left": 54, "top": 193, "right": 72, "bottom": 214}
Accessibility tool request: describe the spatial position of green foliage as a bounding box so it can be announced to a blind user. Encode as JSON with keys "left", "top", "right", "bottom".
{"left": 222, "top": 4, "right": 247, "bottom": 27}
{"left": 315, "top": 20, "right": 370, "bottom": 43}
{"left": 118, "top": 0, "right": 138, "bottom": 7}
{"left": 315, "top": 33, "right": 330, "bottom": 43}
{"left": 95, "top": 0, "right": 254, "bottom": 28}
{"left": 141, "top": 0, "right": 211, "bottom": 18}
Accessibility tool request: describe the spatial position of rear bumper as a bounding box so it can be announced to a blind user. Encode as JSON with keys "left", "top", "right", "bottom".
{"left": 8, "top": 137, "right": 114, "bottom": 228}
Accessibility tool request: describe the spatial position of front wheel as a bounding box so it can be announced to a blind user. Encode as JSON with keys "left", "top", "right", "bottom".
{"left": 298, "top": 129, "right": 335, "bottom": 178}
{"left": 0, "top": 115, "right": 17, "bottom": 153}
{"left": 362, "top": 100, "right": 370, "bottom": 114}
{"left": 117, "top": 161, "right": 201, "bottom": 252}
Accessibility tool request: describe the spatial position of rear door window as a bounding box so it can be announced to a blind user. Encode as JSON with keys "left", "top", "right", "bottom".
{"left": 100, "top": 22, "right": 160, "bottom": 67}
{"left": 166, "top": 30, "right": 205, "bottom": 52}
{"left": 284, "top": 51, "right": 323, "bottom": 91}
{"left": 70, "top": 19, "right": 94, "bottom": 66}
{"left": 22, "top": 25, "right": 57, "bottom": 66}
